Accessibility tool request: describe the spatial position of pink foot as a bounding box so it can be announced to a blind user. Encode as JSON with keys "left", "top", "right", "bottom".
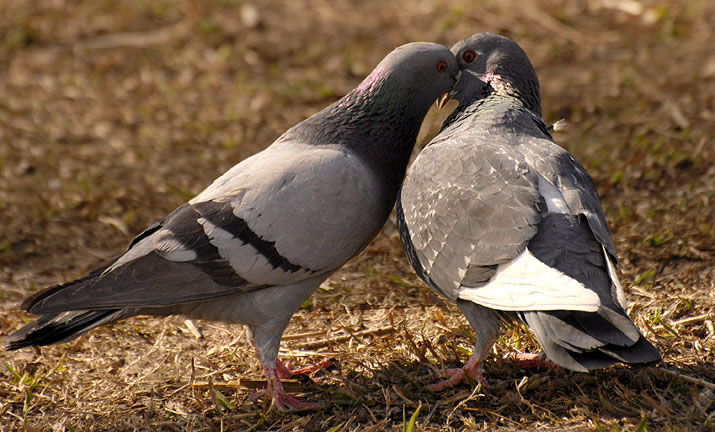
{"left": 285, "top": 358, "right": 333, "bottom": 376}
{"left": 250, "top": 367, "right": 324, "bottom": 411}
{"left": 273, "top": 391, "right": 324, "bottom": 411}
{"left": 504, "top": 352, "right": 556, "bottom": 370}
{"left": 274, "top": 358, "right": 333, "bottom": 380}
{"left": 248, "top": 388, "right": 324, "bottom": 411}
{"left": 428, "top": 355, "right": 489, "bottom": 391}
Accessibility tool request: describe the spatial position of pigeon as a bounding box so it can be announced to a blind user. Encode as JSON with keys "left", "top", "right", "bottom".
{"left": 396, "top": 33, "right": 660, "bottom": 390}
{"left": 6, "top": 42, "right": 460, "bottom": 410}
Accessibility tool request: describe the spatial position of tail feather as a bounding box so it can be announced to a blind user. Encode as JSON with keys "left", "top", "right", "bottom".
{"left": 5, "top": 309, "right": 127, "bottom": 350}
{"left": 567, "top": 349, "right": 624, "bottom": 371}
{"left": 598, "top": 336, "right": 661, "bottom": 364}
{"left": 545, "top": 308, "right": 638, "bottom": 347}
{"left": 523, "top": 311, "right": 590, "bottom": 371}
{"left": 537, "top": 311, "right": 598, "bottom": 352}
{"left": 522, "top": 309, "right": 660, "bottom": 372}
{"left": 20, "top": 264, "right": 111, "bottom": 313}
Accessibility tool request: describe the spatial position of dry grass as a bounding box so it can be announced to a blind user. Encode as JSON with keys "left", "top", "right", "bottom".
{"left": 1, "top": 0, "right": 713, "bottom": 430}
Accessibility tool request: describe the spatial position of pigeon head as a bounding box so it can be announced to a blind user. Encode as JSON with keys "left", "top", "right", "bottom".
{"left": 450, "top": 33, "right": 541, "bottom": 116}
{"left": 322, "top": 42, "right": 460, "bottom": 145}
{"left": 286, "top": 42, "right": 460, "bottom": 148}
{"left": 351, "top": 42, "right": 461, "bottom": 110}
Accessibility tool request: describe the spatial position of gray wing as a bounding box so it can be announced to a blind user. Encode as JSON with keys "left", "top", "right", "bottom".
{"left": 399, "top": 137, "right": 543, "bottom": 302}
{"left": 522, "top": 141, "right": 616, "bottom": 259}
{"left": 26, "top": 143, "right": 385, "bottom": 314}
{"left": 518, "top": 138, "right": 625, "bottom": 307}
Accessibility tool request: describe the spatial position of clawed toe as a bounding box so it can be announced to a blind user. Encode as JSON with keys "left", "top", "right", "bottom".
{"left": 504, "top": 352, "right": 556, "bottom": 370}
{"left": 273, "top": 392, "right": 324, "bottom": 411}
{"left": 428, "top": 367, "right": 467, "bottom": 391}
{"left": 428, "top": 360, "right": 489, "bottom": 391}
{"left": 248, "top": 389, "right": 323, "bottom": 411}
{"left": 275, "top": 358, "right": 334, "bottom": 382}
{"left": 288, "top": 358, "right": 334, "bottom": 376}
{"left": 253, "top": 365, "right": 326, "bottom": 411}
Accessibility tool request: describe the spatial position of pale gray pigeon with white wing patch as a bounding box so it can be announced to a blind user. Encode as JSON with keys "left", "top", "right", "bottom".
{"left": 6, "top": 42, "right": 460, "bottom": 409}
{"left": 396, "top": 33, "right": 659, "bottom": 390}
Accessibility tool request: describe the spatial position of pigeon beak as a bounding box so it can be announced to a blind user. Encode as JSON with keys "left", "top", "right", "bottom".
{"left": 436, "top": 92, "right": 451, "bottom": 109}
{"left": 437, "top": 70, "right": 462, "bottom": 109}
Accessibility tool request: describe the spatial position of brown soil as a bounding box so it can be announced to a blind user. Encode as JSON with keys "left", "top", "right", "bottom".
{"left": 1, "top": 0, "right": 713, "bottom": 430}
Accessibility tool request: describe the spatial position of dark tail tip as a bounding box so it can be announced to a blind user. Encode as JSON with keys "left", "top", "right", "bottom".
{"left": 5, "top": 310, "right": 122, "bottom": 350}
{"left": 599, "top": 335, "right": 661, "bottom": 366}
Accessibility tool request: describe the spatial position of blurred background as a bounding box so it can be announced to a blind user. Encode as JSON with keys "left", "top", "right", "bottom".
{"left": 0, "top": 1, "right": 712, "bottom": 431}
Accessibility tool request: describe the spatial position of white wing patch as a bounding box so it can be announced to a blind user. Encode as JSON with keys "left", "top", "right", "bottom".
{"left": 537, "top": 173, "right": 570, "bottom": 214}
{"left": 538, "top": 173, "right": 628, "bottom": 310}
{"left": 457, "top": 248, "right": 600, "bottom": 312}
{"left": 154, "top": 237, "right": 199, "bottom": 262}
{"left": 604, "top": 245, "right": 627, "bottom": 309}
{"left": 105, "top": 229, "right": 199, "bottom": 275}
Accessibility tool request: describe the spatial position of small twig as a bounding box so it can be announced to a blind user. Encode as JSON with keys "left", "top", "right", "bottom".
{"left": 423, "top": 399, "right": 442, "bottom": 425}
{"left": 639, "top": 392, "right": 672, "bottom": 417}
{"left": 122, "top": 326, "right": 167, "bottom": 377}
{"left": 201, "top": 413, "right": 220, "bottom": 432}
{"left": 72, "top": 22, "right": 191, "bottom": 51}
{"left": 4, "top": 408, "right": 23, "bottom": 422}
{"left": 193, "top": 379, "right": 304, "bottom": 392}
{"left": 294, "top": 325, "right": 397, "bottom": 350}
{"left": 693, "top": 136, "right": 707, "bottom": 158}
{"left": 282, "top": 330, "right": 327, "bottom": 340}
{"left": 630, "top": 286, "right": 657, "bottom": 299}
{"left": 145, "top": 386, "right": 155, "bottom": 427}
{"left": 183, "top": 320, "right": 203, "bottom": 339}
{"left": 207, "top": 377, "right": 221, "bottom": 413}
{"left": 391, "top": 385, "right": 417, "bottom": 407}
{"left": 127, "top": 349, "right": 173, "bottom": 389}
{"left": 274, "top": 416, "right": 310, "bottom": 432}
{"left": 358, "top": 419, "right": 390, "bottom": 432}
{"left": 446, "top": 385, "right": 483, "bottom": 425}
{"left": 278, "top": 348, "right": 340, "bottom": 357}
{"left": 463, "top": 407, "right": 524, "bottom": 427}
{"left": 166, "top": 383, "right": 191, "bottom": 399}
{"left": 658, "top": 368, "right": 715, "bottom": 390}
{"left": 190, "top": 357, "right": 196, "bottom": 388}
{"left": 651, "top": 313, "right": 712, "bottom": 331}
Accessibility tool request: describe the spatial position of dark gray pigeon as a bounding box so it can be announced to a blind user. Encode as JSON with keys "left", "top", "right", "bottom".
{"left": 6, "top": 42, "right": 460, "bottom": 409}
{"left": 396, "top": 33, "right": 660, "bottom": 390}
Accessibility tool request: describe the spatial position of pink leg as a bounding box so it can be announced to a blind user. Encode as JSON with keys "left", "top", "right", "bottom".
{"left": 247, "top": 339, "right": 325, "bottom": 411}
{"left": 504, "top": 352, "right": 556, "bottom": 370}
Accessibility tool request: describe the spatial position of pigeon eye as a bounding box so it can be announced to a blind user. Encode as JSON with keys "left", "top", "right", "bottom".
{"left": 462, "top": 50, "right": 477, "bottom": 63}
{"left": 435, "top": 61, "right": 448, "bottom": 73}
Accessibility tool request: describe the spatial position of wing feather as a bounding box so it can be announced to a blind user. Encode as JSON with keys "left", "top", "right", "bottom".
{"left": 27, "top": 143, "right": 385, "bottom": 314}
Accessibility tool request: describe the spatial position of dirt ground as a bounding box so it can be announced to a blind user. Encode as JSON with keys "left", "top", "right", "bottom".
{"left": 0, "top": 0, "right": 713, "bottom": 431}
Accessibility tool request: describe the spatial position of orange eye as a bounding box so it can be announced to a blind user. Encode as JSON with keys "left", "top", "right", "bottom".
{"left": 462, "top": 50, "right": 477, "bottom": 63}
{"left": 435, "top": 61, "right": 448, "bottom": 72}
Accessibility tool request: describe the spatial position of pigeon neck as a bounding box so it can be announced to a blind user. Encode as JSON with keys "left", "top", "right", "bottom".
{"left": 283, "top": 77, "right": 430, "bottom": 199}
{"left": 444, "top": 90, "right": 551, "bottom": 139}
{"left": 481, "top": 72, "right": 542, "bottom": 117}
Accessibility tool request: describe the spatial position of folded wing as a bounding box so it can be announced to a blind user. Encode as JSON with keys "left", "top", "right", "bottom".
{"left": 25, "top": 143, "right": 384, "bottom": 314}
